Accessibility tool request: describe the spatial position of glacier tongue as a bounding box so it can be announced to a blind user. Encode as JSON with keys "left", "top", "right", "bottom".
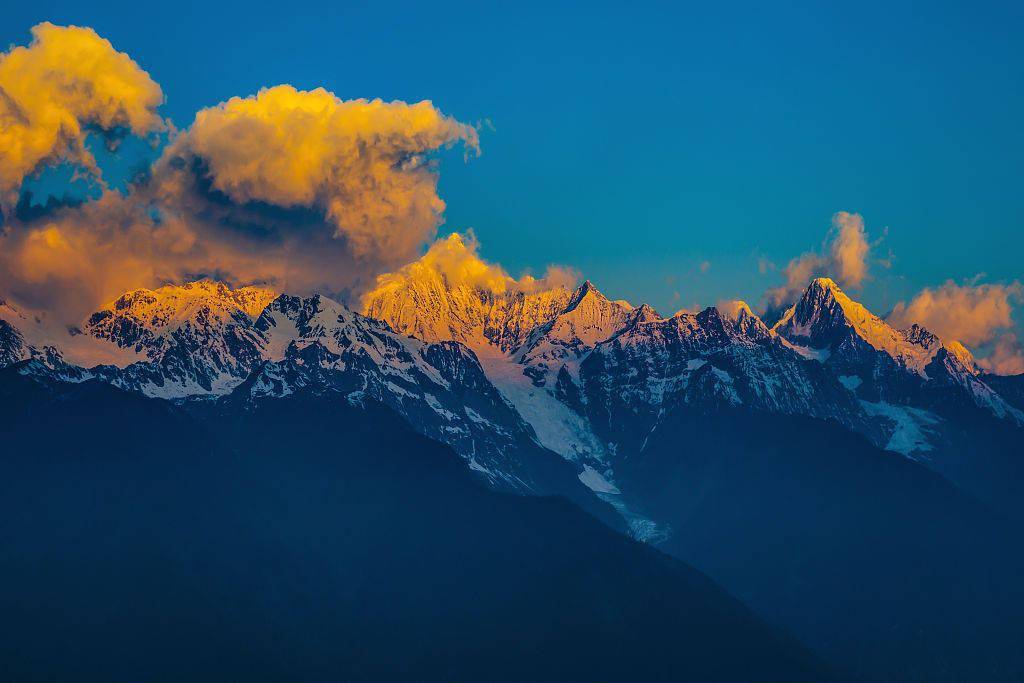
{"left": 479, "top": 353, "right": 613, "bottom": 470}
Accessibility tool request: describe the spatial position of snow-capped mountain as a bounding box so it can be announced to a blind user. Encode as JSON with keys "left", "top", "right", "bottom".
{"left": 84, "top": 281, "right": 276, "bottom": 396}
{"left": 0, "top": 283, "right": 606, "bottom": 513}
{"left": 5, "top": 276, "right": 1023, "bottom": 683}
{"left": 361, "top": 251, "right": 573, "bottom": 352}
{"left": 366, "top": 276, "right": 639, "bottom": 455}
{"left": 237, "top": 293, "right": 569, "bottom": 492}
{"left": 577, "top": 303, "right": 879, "bottom": 458}
{"left": 0, "top": 304, "right": 30, "bottom": 368}
{"left": 515, "top": 281, "right": 635, "bottom": 387}
{"left": 363, "top": 270, "right": 643, "bottom": 500}
{"left": 774, "top": 277, "right": 939, "bottom": 374}
{"left": 366, "top": 269, "right": 1022, "bottom": 483}
{"left": 773, "top": 277, "right": 1021, "bottom": 423}
{"left": 3, "top": 270, "right": 1023, "bottom": 533}
{"left": 0, "top": 298, "right": 56, "bottom": 367}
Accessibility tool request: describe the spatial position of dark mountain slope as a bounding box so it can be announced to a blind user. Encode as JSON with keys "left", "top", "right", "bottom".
{"left": 983, "top": 372, "right": 1024, "bottom": 411}
{"left": 0, "top": 375, "right": 825, "bottom": 683}
{"left": 622, "top": 406, "right": 1024, "bottom": 682}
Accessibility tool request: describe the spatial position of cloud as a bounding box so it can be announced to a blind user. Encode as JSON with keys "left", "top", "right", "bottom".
{"left": 716, "top": 299, "right": 754, "bottom": 322}
{"left": 0, "top": 23, "right": 165, "bottom": 211}
{"left": 0, "top": 24, "right": 480, "bottom": 324}
{"left": 828, "top": 211, "right": 870, "bottom": 289}
{"left": 517, "top": 264, "right": 581, "bottom": 294}
{"left": 0, "top": 192, "right": 212, "bottom": 321}
{"left": 157, "top": 85, "right": 478, "bottom": 262}
{"left": 0, "top": 184, "right": 435, "bottom": 324}
{"left": 977, "top": 333, "right": 1024, "bottom": 376}
{"left": 361, "top": 231, "right": 579, "bottom": 308}
{"left": 887, "top": 279, "right": 1022, "bottom": 348}
{"left": 763, "top": 211, "right": 874, "bottom": 309}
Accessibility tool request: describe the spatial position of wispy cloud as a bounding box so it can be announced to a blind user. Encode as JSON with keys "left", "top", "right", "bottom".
{"left": 762, "top": 211, "right": 876, "bottom": 310}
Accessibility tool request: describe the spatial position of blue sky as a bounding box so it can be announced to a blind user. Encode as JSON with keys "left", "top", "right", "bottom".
{"left": 4, "top": 0, "right": 1022, "bottom": 319}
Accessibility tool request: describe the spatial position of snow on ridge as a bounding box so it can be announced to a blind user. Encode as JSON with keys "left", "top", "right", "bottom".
{"left": 860, "top": 400, "right": 939, "bottom": 457}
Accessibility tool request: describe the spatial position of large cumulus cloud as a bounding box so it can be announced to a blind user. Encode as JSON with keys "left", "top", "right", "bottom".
{"left": 155, "top": 85, "right": 478, "bottom": 262}
{"left": 0, "top": 23, "right": 165, "bottom": 211}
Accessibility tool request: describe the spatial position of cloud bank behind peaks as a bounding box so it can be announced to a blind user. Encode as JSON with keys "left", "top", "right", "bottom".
{"left": 0, "top": 23, "right": 165, "bottom": 211}
{"left": 888, "top": 280, "right": 1021, "bottom": 347}
{"left": 159, "top": 85, "right": 479, "bottom": 263}
{"left": 888, "top": 280, "right": 1024, "bottom": 373}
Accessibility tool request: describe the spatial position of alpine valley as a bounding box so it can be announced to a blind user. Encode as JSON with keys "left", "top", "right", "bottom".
{"left": 3, "top": 264, "right": 1024, "bottom": 681}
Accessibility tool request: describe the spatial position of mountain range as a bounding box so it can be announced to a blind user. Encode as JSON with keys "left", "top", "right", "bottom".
{"left": 3, "top": 270, "right": 1024, "bottom": 681}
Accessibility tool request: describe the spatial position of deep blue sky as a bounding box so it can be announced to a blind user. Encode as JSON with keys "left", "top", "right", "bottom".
{"left": 5, "top": 0, "right": 1022, "bottom": 316}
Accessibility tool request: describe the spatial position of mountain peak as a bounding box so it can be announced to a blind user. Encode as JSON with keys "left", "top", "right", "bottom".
{"left": 565, "top": 280, "right": 633, "bottom": 313}
{"left": 774, "top": 278, "right": 958, "bottom": 376}
{"left": 566, "top": 279, "right": 601, "bottom": 305}
{"left": 630, "top": 303, "right": 662, "bottom": 324}
{"left": 944, "top": 339, "right": 978, "bottom": 371}
{"left": 84, "top": 280, "right": 277, "bottom": 382}
{"left": 101, "top": 280, "right": 277, "bottom": 325}
{"left": 775, "top": 277, "right": 872, "bottom": 338}
{"left": 809, "top": 276, "right": 840, "bottom": 291}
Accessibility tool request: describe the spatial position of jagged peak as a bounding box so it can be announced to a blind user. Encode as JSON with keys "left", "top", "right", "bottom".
{"left": 776, "top": 276, "right": 878, "bottom": 334}
{"left": 690, "top": 304, "right": 767, "bottom": 337}
{"left": 630, "top": 303, "right": 662, "bottom": 323}
{"left": 808, "top": 276, "right": 840, "bottom": 291}
{"left": 900, "top": 323, "right": 941, "bottom": 350}
{"left": 565, "top": 280, "right": 632, "bottom": 313}
{"left": 773, "top": 277, "right": 963, "bottom": 375}
{"left": 566, "top": 280, "right": 602, "bottom": 307}
{"left": 268, "top": 291, "right": 346, "bottom": 312}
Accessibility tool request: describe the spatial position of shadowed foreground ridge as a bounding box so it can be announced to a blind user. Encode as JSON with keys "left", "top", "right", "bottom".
{"left": 0, "top": 374, "right": 825, "bottom": 683}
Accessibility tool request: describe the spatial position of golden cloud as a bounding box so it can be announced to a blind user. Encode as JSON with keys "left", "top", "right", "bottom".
{"left": 1, "top": 193, "right": 205, "bottom": 320}
{"left": 362, "top": 231, "right": 579, "bottom": 309}
{"left": 158, "top": 85, "right": 478, "bottom": 262}
{"left": 0, "top": 22, "right": 165, "bottom": 210}
{"left": 0, "top": 186, "right": 398, "bottom": 324}
{"left": 716, "top": 299, "right": 755, "bottom": 321}
{"left": 763, "top": 211, "right": 874, "bottom": 309}
{"left": 0, "top": 23, "right": 482, "bottom": 324}
{"left": 977, "top": 333, "right": 1024, "bottom": 376}
{"left": 829, "top": 211, "right": 870, "bottom": 289}
{"left": 887, "top": 280, "right": 1022, "bottom": 348}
